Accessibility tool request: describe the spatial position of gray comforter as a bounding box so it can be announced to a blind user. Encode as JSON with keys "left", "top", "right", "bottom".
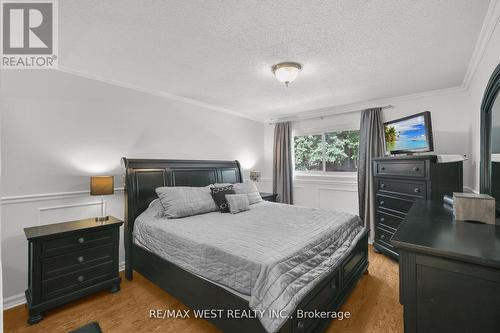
{"left": 134, "top": 200, "right": 364, "bottom": 333}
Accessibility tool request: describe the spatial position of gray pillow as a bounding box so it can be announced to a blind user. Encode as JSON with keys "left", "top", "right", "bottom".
{"left": 155, "top": 186, "right": 217, "bottom": 218}
{"left": 233, "top": 180, "right": 263, "bottom": 204}
{"left": 226, "top": 194, "right": 250, "bottom": 214}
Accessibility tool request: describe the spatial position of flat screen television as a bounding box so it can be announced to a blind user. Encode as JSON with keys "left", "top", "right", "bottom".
{"left": 384, "top": 111, "right": 433, "bottom": 155}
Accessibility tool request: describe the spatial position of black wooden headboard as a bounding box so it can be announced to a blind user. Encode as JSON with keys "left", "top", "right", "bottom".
{"left": 121, "top": 158, "right": 242, "bottom": 279}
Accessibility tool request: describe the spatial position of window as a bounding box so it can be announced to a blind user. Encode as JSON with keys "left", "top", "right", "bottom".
{"left": 294, "top": 130, "right": 359, "bottom": 172}
{"left": 293, "top": 134, "right": 323, "bottom": 171}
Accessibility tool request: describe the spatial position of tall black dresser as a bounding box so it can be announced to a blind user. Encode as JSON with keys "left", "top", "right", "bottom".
{"left": 372, "top": 155, "right": 463, "bottom": 259}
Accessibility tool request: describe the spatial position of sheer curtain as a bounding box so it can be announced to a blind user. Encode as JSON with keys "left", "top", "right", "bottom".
{"left": 358, "top": 108, "right": 385, "bottom": 240}
{"left": 273, "top": 122, "right": 293, "bottom": 204}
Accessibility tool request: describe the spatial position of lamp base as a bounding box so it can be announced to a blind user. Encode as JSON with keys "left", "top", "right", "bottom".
{"left": 95, "top": 216, "right": 110, "bottom": 222}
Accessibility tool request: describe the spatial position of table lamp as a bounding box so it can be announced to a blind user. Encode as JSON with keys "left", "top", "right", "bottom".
{"left": 90, "top": 176, "right": 114, "bottom": 221}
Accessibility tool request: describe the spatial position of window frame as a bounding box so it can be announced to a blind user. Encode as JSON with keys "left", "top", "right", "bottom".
{"left": 293, "top": 129, "right": 360, "bottom": 176}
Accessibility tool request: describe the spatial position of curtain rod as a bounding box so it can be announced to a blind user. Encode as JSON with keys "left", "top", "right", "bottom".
{"left": 268, "top": 104, "right": 393, "bottom": 124}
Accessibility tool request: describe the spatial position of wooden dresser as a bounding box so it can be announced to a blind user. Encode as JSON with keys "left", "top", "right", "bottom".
{"left": 24, "top": 217, "right": 123, "bottom": 324}
{"left": 372, "top": 155, "right": 462, "bottom": 259}
{"left": 392, "top": 201, "right": 500, "bottom": 333}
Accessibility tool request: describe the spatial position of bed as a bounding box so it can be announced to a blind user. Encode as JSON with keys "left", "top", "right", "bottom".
{"left": 122, "top": 158, "right": 369, "bottom": 333}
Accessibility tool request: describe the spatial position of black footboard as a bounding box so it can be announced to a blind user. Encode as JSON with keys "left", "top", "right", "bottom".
{"left": 132, "top": 229, "right": 369, "bottom": 333}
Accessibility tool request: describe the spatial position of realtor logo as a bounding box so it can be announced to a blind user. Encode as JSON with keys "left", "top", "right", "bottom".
{"left": 1, "top": 0, "right": 58, "bottom": 69}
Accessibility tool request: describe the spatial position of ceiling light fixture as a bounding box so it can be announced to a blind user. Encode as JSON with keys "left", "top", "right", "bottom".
{"left": 272, "top": 62, "right": 302, "bottom": 87}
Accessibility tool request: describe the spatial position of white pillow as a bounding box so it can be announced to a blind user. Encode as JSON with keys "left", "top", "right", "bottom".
{"left": 226, "top": 194, "right": 250, "bottom": 214}
{"left": 233, "top": 180, "right": 263, "bottom": 204}
{"left": 155, "top": 186, "right": 217, "bottom": 218}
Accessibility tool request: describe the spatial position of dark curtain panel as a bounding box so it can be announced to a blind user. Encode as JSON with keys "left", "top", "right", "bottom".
{"left": 358, "top": 108, "right": 385, "bottom": 240}
{"left": 273, "top": 122, "right": 293, "bottom": 204}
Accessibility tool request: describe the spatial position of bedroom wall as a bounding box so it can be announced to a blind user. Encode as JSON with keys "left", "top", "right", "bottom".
{"left": 0, "top": 70, "right": 265, "bottom": 308}
{"left": 467, "top": 8, "right": 500, "bottom": 191}
{"left": 263, "top": 87, "right": 472, "bottom": 214}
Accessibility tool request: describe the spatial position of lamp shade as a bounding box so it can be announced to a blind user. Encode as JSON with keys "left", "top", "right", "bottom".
{"left": 90, "top": 176, "right": 114, "bottom": 196}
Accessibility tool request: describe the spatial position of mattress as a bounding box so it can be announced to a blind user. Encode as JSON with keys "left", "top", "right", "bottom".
{"left": 134, "top": 199, "right": 364, "bottom": 332}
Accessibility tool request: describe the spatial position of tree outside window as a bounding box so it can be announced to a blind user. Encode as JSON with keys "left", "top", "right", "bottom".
{"left": 294, "top": 130, "right": 359, "bottom": 172}
{"left": 325, "top": 131, "right": 359, "bottom": 171}
{"left": 293, "top": 135, "right": 322, "bottom": 171}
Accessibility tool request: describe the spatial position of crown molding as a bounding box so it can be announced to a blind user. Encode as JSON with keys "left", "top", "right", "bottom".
{"left": 462, "top": 0, "right": 500, "bottom": 90}
{"left": 268, "top": 2, "right": 500, "bottom": 124}
{"left": 267, "top": 85, "right": 466, "bottom": 123}
{"left": 57, "top": 2, "right": 500, "bottom": 126}
{"left": 56, "top": 66, "right": 261, "bottom": 123}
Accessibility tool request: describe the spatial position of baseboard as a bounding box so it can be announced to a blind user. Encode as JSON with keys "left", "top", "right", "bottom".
{"left": 3, "top": 261, "right": 126, "bottom": 310}
{"left": 3, "top": 293, "right": 27, "bottom": 310}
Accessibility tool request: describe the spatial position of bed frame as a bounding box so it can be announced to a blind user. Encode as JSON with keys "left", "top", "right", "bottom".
{"left": 122, "top": 158, "right": 369, "bottom": 333}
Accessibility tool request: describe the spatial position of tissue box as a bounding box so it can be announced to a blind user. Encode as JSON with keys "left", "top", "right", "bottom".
{"left": 453, "top": 192, "right": 496, "bottom": 225}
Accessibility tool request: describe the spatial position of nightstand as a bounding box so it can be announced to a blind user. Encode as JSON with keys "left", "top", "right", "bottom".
{"left": 23, "top": 216, "right": 123, "bottom": 324}
{"left": 260, "top": 192, "right": 278, "bottom": 202}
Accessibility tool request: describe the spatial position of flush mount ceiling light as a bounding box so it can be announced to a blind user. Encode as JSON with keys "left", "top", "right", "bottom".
{"left": 272, "top": 62, "right": 302, "bottom": 87}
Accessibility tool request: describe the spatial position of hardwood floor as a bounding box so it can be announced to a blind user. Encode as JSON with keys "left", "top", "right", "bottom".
{"left": 4, "top": 246, "right": 403, "bottom": 333}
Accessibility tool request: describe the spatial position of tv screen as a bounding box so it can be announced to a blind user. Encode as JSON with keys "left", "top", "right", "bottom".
{"left": 384, "top": 111, "right": 433, "bottom": 154}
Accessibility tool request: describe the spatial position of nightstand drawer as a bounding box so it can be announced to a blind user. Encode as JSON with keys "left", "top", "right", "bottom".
{"left": 42, "top": 243, "right": 114, "bottom": 279}
{"left": 260, "top": 192, "right": 278, "bottom": 202}
{"left": 42, "top": 261, "right": 114, "bottom": 300}
{"left": 377, "top": 179, "right": 426, "bottom": 198}
{"left": 375, "top": 161, "right": 426, "bottom": 178}
{"left": 42, "top": 229, "right": 113, "bottom": 257}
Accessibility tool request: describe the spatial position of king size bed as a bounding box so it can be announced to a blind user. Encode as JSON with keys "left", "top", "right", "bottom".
{"left": 122, "top": 158, "right": 369, "bottom": 333}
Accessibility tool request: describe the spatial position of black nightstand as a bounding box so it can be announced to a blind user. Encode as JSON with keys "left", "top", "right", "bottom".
{"left": 260, "top": 192, "right": 278, "bottom": 202}
{"left": 23, "top": 216, "right": 123, "bottom": 324}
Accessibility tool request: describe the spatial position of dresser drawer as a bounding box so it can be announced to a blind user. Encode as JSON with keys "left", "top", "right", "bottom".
{"left": 377, "top": 178, "right": 426, "bottom": 198}
{"left": 342, "top": 247, "right": 366, "bottom": 283}
{"left": 42, "top": 261, "right": 114, "bottom": 300}
{"left": 374, "top": 161, "right": 426, "bottom": 178}
{"left": 42, "top": 243, "right": 114, "bottom": 279}
{"left": 377, "top": 194, "right": 416, "bottom": 215}
{"left": 376, "top": 227, "right": 395, "bottom": 251}
{"left": 376, "top": 210, "right": 404, "bottom": 231}
{"left": 41, "top": 229, "right": 113, "bottom": 257}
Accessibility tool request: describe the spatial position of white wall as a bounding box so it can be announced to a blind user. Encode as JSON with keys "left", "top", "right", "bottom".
{"left": 467, "top": 7, "right": 500, "bottom": 191}
{"left": 0, "top": 70, "right": 265, "bottom": 307}
{"left": 263, "top": 88, "right": 473, "bottom": 214}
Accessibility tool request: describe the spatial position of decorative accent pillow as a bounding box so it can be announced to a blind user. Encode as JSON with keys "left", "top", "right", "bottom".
{"left": 226, "top": 194, "right": 250, "bottom": 214}
{"left": 233, "top": 180, "right": 263, "bottom": 204}
{"left": 210, "top": 185, "right": 235, "bottom": 213}
{"left": 155, "top": 186, "right": 218, "bottom": 218}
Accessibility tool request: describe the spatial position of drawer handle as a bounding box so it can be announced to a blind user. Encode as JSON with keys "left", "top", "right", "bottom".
{"left": 412, "top": 167, "right": 420, "bottom": 172}
{"left": 297, "top": 321, "right": 304, "bottom": 330}
{"left": 414, "top": 188, "right": 421, "bottom": 193}
{"left": 380, "top": 217, "right": 385, "bottom": 222}
{"left": 77, "top": 275, "right": 84, "bottom": 283}
{"left": 380, "top": 200, "right": 385, "bottom": 206}
{"left": 380, "top": 167, "right": 386, "bottom": 171}
{"left": 381, "top": 234, "right": 386, "bottom": 240}
{"left": 380, "top": 183, "right": 386, "bottom": 188}
{"left": 77, "top": 237, "right": 85, "bottom": 244}
{"left": 77, "top": 256, "right": 84, "bottom": 263}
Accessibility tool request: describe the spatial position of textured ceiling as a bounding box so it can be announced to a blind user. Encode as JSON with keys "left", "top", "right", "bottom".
{"left": 56, "top": 0, "right": 490, "bottom": 121}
